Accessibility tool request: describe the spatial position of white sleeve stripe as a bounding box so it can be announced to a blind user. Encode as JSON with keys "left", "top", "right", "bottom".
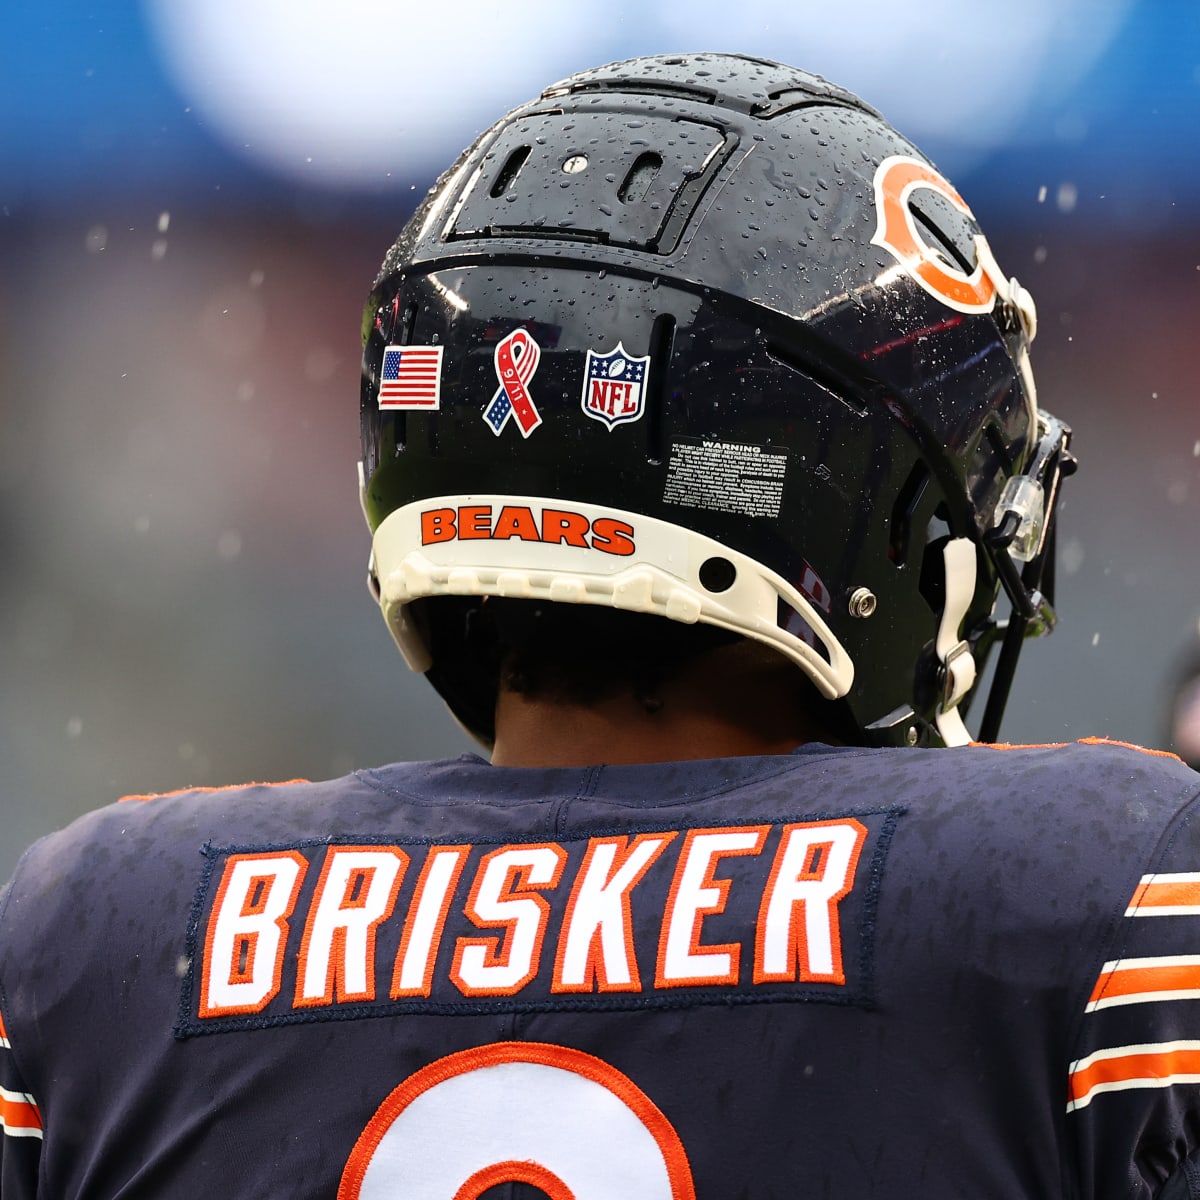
{"left": 0, "top": 1083, "right": 43, "bottom": 1139}
{"left": 1126, "top": 906, "right": 1200, "bottom": 917}
{"left": 0, "top": 1124, "right": 43, "bottom": 1140}
{"left": 1068, "top": 1041, "right": 1200, "bottom": 1112}
{"left": 1087, "top": 954, "right": 1200, "bottom": 1010}
{"left": 1087, "top": 988, "right": 1200, "bottom": 1012}
{"left": 1071, "top": 1039, "right": 1200, "bottom": 1071}
{"left": 1098, "top": 955, "right": 1200, "bottom": 970}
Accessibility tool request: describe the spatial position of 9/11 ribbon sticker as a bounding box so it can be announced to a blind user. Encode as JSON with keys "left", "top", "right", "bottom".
{"left": 484, "top": 328, "right": 542, "bottom": 437}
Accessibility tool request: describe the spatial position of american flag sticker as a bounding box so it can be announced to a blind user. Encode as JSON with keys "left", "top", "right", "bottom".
{"left": 379, "top": 345, "right": 443, "bottom": 410}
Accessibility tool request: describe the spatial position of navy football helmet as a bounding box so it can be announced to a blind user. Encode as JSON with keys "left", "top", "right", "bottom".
{"left": 359, "top": 52, "right": 1074, "bottom": 748}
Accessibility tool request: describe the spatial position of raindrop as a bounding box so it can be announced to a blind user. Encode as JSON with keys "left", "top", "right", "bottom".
{"left": 67, "top": 717, "right": 83, "bottom": 739}
{"left": 85, "top": 224, "right": 108, "bottom": 253}
{"left": 1060, "top": 538, "right": 1085, "bottom": 575}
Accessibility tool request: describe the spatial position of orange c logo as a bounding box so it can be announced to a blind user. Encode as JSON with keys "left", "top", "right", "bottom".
{"left": 871, "top": 155, "right": 999, "bottom": 315}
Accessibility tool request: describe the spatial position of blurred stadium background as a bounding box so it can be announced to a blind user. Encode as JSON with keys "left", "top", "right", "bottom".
{"left": 3, "top": 0, "right": 1199, "bottom": 879}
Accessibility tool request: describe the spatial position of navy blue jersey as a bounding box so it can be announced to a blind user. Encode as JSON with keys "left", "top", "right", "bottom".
{"left": 3, "top": 740, "right": 1200, "bottom": 1198}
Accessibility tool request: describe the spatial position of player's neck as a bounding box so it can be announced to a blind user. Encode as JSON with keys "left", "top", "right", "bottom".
{"left": 490, "top": 647, "right": 829, "bottom": 767}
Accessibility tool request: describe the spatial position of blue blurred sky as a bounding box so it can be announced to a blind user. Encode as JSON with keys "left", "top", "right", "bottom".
{"left": 3, "top": 1, "right": 1199, "bottom": 223}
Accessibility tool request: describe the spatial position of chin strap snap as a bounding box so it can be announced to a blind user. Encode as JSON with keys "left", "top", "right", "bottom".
{"left": 934, "top": 537, "right": 979, "bottom": 747}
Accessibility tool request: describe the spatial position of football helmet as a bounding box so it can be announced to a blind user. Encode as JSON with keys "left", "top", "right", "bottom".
{"left": 359, "top": 52, "right": 1074, "bottom": 748}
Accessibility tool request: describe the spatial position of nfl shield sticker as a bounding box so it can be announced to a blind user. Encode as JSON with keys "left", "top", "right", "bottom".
{"left": 581, "top": 342, "right": 649, "bottom": 429}
{"left": 379, "top": 345, "right": 443, "bottom": 410}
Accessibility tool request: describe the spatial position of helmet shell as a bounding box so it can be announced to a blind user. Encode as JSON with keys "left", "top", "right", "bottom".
{"left": 361, "top": 53, "right": 1051, "bottom": 745}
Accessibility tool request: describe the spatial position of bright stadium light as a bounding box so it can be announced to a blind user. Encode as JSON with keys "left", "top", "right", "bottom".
{"left": 143, "top": 0, "right": 615, "bottom": 189}
{"left": 646, "top": 0, "right": 1134, "bottom": 152}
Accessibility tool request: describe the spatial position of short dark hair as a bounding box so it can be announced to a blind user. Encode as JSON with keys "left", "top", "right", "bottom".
{"left": 415, "top": 595, "right": 857, "bottom": 744}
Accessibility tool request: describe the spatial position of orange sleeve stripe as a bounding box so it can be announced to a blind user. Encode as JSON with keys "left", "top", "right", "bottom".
{"left": 1069, "top": 1044, "right": 1200, "bottom": 1110}
{"left": 0, "top": 1091, "right": 42, "bottom": 1135}
{"left": 1089, "top": 960, "right": 1200, "bottom": 1005}
{"left": 1127, "top": 877, "right": 1200, "bottom": 912}
{"left": 119, "top": 779, "right": 310, "bottom": 803}
{"left": 0, "top": 1010, "right": 7, "bottom": 1040}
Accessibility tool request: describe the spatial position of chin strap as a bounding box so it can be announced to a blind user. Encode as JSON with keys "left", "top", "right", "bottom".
{"left": 934, "top": 537, "right": 979, "bottom": 747}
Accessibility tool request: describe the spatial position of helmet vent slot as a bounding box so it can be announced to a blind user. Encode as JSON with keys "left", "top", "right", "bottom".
{"left": 619, "top": 152, "right": 663, "bottom": 204}
{"left": 395, "top": 301, "right": 420, "bottom": 448}
{"left": 918, "top": 507, "right": 952, "bottom": 615}
{"left": 888, "top": 461, "right": 930, "bottom": 568}
{"left": 447, "top": 112, "right": 729, "bottom": 254}
{"left": 765, "top": 341, "right": 869, "bottom": 415}
{"left": 646, "top": 312, "right": 676, "bottom": 465}
{"left": 489, "top": 145, "right": 532, "bottom": 197}
{"left": 550, "top": 80, "right": 719, "bottom": 107}
{"left": 400, "top": 301, "right": 418, "bottom": 344}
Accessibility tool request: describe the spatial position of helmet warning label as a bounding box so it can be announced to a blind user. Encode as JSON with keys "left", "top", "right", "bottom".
{"left": 663, "top": 439, "right": 787, "bottom": 518}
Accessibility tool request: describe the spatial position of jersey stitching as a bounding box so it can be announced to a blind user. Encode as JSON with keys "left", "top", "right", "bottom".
{"left": 555, "top": 765, "right": 602, "bottom": 841}
{"left": 188, "top": 803, "right": 903, "bottom": 856}
{"left": 176, "top": 983, "right": 870, "bottom": 1038}
{"left": 352, "top": 749, "right": 880, "bottom": 811}
{"left": 856, "top": 807, "right": 905, "bottom": 1010}
{"left": 175, "top": 806, "right": 903, "bottom": 1039}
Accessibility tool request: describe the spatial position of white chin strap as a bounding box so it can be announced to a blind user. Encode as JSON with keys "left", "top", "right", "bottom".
{"left": 934, "top": 537, "right": 979, "bottom": 747}
{"left": 369, "top": 495, "right": 856, "bottom": 703}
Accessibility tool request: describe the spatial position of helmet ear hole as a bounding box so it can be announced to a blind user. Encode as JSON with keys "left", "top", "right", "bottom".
{"left": 699, "top": 557, "right": 737, "bottom": 593}
{"left": 919, "top": 508, "right": 953, "bottom": 615}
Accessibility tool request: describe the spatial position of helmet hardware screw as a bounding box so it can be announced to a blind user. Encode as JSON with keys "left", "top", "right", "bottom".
{"left": 906, "top": 726, "right": 919, "bottom": 747}
{"left": 848, "top": 587, "right": 877, "bottom": 619}
{"left": 562, "top": 155, "right": 589, "bottom": 174}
